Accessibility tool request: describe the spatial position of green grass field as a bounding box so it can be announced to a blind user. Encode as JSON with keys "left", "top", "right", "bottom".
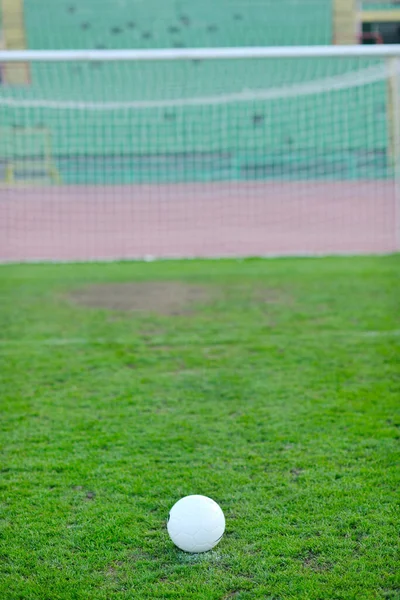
{"left": 1, "top": 256, "right": 399, "bottom": 599}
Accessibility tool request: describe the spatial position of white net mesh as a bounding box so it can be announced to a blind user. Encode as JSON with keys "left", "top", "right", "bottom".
{"left": 0, "top": 51, "right": 398, "bottom": 261}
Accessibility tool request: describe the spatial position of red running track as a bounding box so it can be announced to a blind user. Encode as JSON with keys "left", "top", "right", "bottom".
{"left": 0, "top": 181, "right": 397, "bottom": 262}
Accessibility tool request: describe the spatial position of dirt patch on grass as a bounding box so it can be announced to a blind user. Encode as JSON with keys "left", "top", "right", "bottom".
{"left": 67, "top": 281, "right": 293, "bottom": 316}
{"left": 302, "top": 551, "right": 332, "bottom": 572}
{"left": 253, "top": 287, "right": 293, "bottom": 305}
{"left": 290, "top": 467, "right": 304, "bottom": 481}
{"left": 68, "top": 282, "right": 215, "bottom": 315}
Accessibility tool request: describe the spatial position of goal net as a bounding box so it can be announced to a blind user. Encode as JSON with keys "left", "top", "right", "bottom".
{"left": 0, "top": 47, "right": 399, "bottom": 261}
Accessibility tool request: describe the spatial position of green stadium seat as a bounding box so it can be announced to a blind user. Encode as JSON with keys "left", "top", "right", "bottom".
{"left": 0, "top": 0, "right": 389, "bottom": 183}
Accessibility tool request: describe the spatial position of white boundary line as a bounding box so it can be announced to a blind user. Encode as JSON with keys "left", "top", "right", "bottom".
{"left": 0, "top": 330, "right": 399, "bottom": 348}
{"left": 0, "top": 252, "right": 398, "bottom": 266}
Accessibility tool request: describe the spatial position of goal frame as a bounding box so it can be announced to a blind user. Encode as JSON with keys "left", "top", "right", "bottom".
{"left": 1, "top": 44, "right": 400, "bottom": 250}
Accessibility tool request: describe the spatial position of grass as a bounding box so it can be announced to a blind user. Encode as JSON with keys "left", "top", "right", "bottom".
{"left": 0, "top": 255, "right": 399, "bottom": 600}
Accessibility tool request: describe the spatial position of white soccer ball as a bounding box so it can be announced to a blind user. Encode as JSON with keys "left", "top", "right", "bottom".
{"left": 167, "top": 495, "right": 225, "bottom": 553}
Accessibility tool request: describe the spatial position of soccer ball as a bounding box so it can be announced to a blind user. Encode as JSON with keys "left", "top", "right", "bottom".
{"left": 167, "top": 495, "right": 225, "bottom": 553}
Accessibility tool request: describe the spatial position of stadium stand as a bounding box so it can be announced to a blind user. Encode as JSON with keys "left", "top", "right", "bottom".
{"left": 363, "top": 1, "right": 400, "bottom": 9}
{"left": 0, "top": 1, "right": 390, "bottom": 184}
{"left": 24, "top": 0, "right": 332, "bottom": 49}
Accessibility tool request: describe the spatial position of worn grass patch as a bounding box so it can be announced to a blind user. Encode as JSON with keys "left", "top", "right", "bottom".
{"left": 66, "top": 281, "right": 291, "bottom": 316}
{"left": 0, "top": 256, "right": 399, "bottom": 599}
{"left": 67, "top": 282, "right": 216, "bottom": 314}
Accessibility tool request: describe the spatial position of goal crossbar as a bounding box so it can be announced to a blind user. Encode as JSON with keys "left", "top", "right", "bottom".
{"left": 1, "top": 45, "right": 400, "bottom": 62}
